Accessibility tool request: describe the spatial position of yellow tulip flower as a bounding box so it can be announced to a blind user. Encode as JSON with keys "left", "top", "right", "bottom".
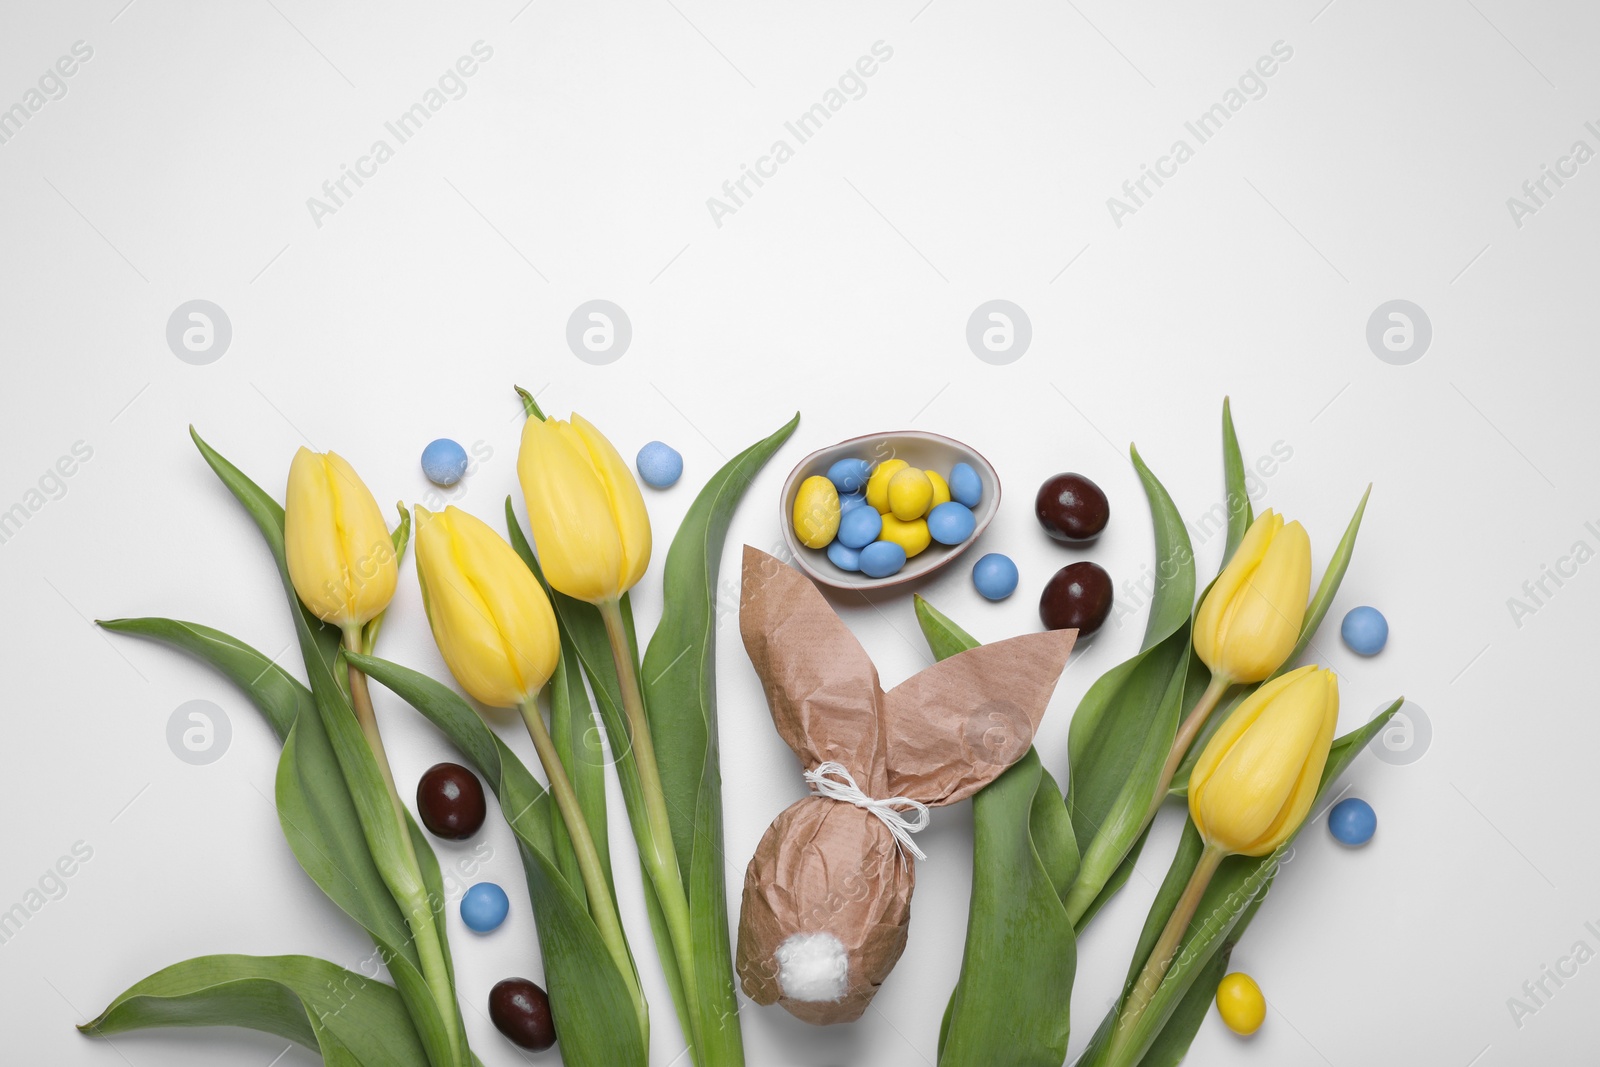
{"left": 284, "top": 447, "right": 398, "bottom": 630}
{"left": 1193, "top": 509, "right": 1312, "bottom": 684}
{"left": 517, "top": 413, "right": 651, "bottom": 604}
{"left": 1188, "top": 664, "right": 1339, "bottom": 857}
{"left": 414, "top": 505, "right": 560, "bottom": 708}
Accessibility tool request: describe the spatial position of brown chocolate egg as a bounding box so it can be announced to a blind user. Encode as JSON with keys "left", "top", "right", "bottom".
{"left": 416, "top": 762, "right": 487, "bottom": 840}
{"left": 489, "top": 977, "right": 556, "bottom": 1051}
{"left": 1039, "top": 562, "right": 1113, "bottom": 638}
{"left": 1034, "top": 473, "right": 1109, "bottom": 543}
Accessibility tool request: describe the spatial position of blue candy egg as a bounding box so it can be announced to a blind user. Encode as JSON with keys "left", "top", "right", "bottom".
{"left": 461, "top": 881, "right": 510, "bottom": 932}
{"left": 636, "top": 441, "right": 683, "bottom": 488}
{"left": 827, "top": 540, "right": 863, "bottom": 572}
{"left": 971, "top": 553, "right": 1019, "bottom": 600}
{"left": 859, "top": 541, "right": 907, "bottom": 579}
{"left": 948, "top": 462, "right": 982, "bottom": 508}
{"left": 837, "top": 506, "right": 883, "bottom": 549}
{"left": 827, "top": 457, "right": 873, "bottom": 494}
{"left": 839, "top": 492, "right": 869, "bottom": 514}
{"left": 1341, "top": 606, "right": 1388, "bottom": 656}
{"left": 926, "top": 501, "right": 976, "bottom": 546}
{"left": 1327, "top": 797, "right": 1377, "bottom": 846}
{"left": 421, "top": 438, "right": 469, "bottom": 486}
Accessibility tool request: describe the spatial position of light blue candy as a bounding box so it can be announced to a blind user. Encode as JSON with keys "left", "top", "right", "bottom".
{"left": 859, "top": 541, "right": 907, "bottom": 579}
{"left": 827, "top": 540, "right": 863, "bottom": 572}
{"left": 1327, "top": 797, "right": 1377, "bottom": 846}
{"left": 839, "top": 492, "right": 869, "bottom": 514}
{"left": 635, "top": 441, "right": 683, "bottom": 488}
{"left": 948, "top": 462, "right": 982, "bottom": 508}
{"left": 827, "top": 457, "right": 873, "bottom": 494}
{"left": 926, "top": 501, "right": 976, "bottom": 546}
{"left": 837, "top": 506, "right": 882, "bottom": 549}
{"left": 461, "top": 881, "right": 510, "bottom": 932}
{"left": 971, "top": 553, "right": 1018, "bottom": 600}
{"left": 421, "top": 438, "right": 469, "bottom": 486}
{"left": 1341, "top": 606, "right": 1388, "bottom": 656}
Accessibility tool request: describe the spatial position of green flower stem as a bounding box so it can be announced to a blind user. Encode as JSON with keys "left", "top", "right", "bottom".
{"left": 1104, "top": 845, "right": 1226, "bottom": 1067}
{"left": 1145, "top": 672, "right": 1231, "bottom": 824}
{"left": 342, "top": 628, "right": 464, "bottom": 1067}
{"left": 598, "top": 597, "right": 707, "bottom": 1061}
{"left": 517, "top": 698, "right": 647, "bottom": 1034}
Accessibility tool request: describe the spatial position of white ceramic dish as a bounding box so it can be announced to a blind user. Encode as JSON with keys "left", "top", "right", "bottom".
{"left": 778, "top": 430, "right": 1002, "bottom": 592}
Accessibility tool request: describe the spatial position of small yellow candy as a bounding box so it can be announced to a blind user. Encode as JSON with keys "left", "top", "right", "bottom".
{"left": 878, "top": 514, "right": 931, "bottom": 557}
{"left": 925, "top": 469, "right": 951, "bottom": 508}
{"left": 1214, "top": 972, "right": 1266, "bottom": 1036}
{"left": 865, "top": 459, "right": 909, "bottom": 513}
{"left": 792, "top": 475, "right": 841, "bottom": 549}
{"left": 888, "top": 468, "right": 934, "bottom": 521}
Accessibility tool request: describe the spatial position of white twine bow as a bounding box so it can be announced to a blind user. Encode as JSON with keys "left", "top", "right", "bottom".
{"left": 803, "top": 761, "right": 932, "bottom": 864}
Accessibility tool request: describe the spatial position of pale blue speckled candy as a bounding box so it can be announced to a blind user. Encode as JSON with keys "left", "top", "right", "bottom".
{"left": 971, "top": 553, "right": 1019, "bottom": 600}
{"left": 1341, "top": 606, "right": 1388, "bottom": 656}
{"left": 827, "top": 457, "right": 873, "bottom": 494}
{"left": 421, "top": 438, "right": 469, "bottom": 486}
{"left": 859, "top": 541, "right": 907, "bottom": 578}
{"left": 636, "top": 441, "right": 683, "bottom": 488}
{"left": 926, "top": 501, "right": 976, "bottom": 546}
{"left": 948, "top": 462, "right": 982, "bottom": 508}
{"left": 461, "top": 882, "right": 510, "bottom": 932}
{"left": 837, "top": 506, "right": 883, "bottom": 550}
{"left": 827, "top": 540, "right": 863, "bottom": 572}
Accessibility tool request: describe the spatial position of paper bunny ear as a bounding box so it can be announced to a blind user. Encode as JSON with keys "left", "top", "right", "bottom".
{"left": 739, "top": 547, "right": 889, "bottom": 789}
{"left": 881, "top": 629, "right": 1075, "bottom": 806}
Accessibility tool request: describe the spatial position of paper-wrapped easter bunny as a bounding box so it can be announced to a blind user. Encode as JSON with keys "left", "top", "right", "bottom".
{"left": 735, "top": 547, "right": 1076, "bottom": 1025}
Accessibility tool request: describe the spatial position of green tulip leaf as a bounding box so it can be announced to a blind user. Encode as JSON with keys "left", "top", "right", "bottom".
{"left": 914, "top": 597, "right": 1078, "bottom": 1067}
{"left": 1079, "top": 697, "right": 1404, "bottom": 1067}
{"left": 640, "top": 411, "right": 799, "bottom": 1067}
{"left": 80, "top": 953, "right": 449, "bottom": 1067}
{"left": 1062, "top": 445, "right": 1195, "bottom": 927}
{"left": 350, "top": 653, "right": 650, "bottom": 1067}
{"left": 96, "top": 617, "right": 308, "bottom": 742}
{"left": 1219, "top": 397, "right": 1253, "bottom": 566}
{"left": 188, "top": 431, "right": 470, "bottom": 1067}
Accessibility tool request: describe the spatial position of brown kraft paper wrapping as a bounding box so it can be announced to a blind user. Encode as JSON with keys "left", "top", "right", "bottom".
{"left": 735, "top": 546, "right": 1076, "bottom": 1025}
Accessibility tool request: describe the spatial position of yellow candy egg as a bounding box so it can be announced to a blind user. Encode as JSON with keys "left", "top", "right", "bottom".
{"left": 888, "top": 468, "right": 934, "bottom": 521}
{"left": 792, "top": 475, "right": 841, "bottom": 549}
{"left": 878, "top": 514, "right": 931, "bottom": 557}
{"left": 865, "top": 459, "right": 909, "bottom": 513}
{"left": 1214, "top": 972, "right": 1266, "bottom": 1036}
{"left": 925, "top": 469, "right": 951, "bottom": 508}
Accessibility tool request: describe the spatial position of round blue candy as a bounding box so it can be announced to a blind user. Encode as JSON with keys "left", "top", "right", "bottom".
{"left": 827, "top": 458, "right": 873, "bottom": 494}
{"left": 839, "top": 491, "right": 869, "bottom": 514}
{"left": 1341, "top": 606, "right": 1388, "bottom": 656}
{"left": 827, "top": 540, "right": 863, "bottom": 572}
{"left": 859, "top": 541, "right": 907, "bottom": 579}
{"left": 971, "top": 553, "right": 1019, "bottom": 600}
{"left": 461, "top": 881, "right": 510, "bottom": 932}
{"left": 926, "top": 501, "right": 976, "bottom": 546}
{"left": 635, "top": 441, "right": 683, "bottom": 488}
{"left": 1327, "top": 797, "right": 1377, "bottom": 846}
{"left": 421, "top": 438, "right": 469, "bottom": 486}
{"left": 948, "top": 462, "right": 983, "bottom": 508}
{"left": 837, "top": 506, "right": 883, "bottom": 549}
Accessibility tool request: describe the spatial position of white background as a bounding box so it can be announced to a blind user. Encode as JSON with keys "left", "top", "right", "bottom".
{"left": 2, "top": 1, "right": 1596, "bottom": 1065}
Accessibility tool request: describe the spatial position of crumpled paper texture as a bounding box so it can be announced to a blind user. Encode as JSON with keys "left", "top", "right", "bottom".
{"left": 736, "top": 546, "right": 1075, "bottom": 1024}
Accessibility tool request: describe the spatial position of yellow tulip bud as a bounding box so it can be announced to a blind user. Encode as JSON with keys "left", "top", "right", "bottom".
{"left": 1188, "top": 665, "right": 1338, "bottom": 857}
{"left": 284, "top": 447, "right": 398, "bottom": 630}
{"left": 1193, "top": 510, "right": 1312, "bottom": 684}
{"left": 517, "top": 413, "right": 652, "bottom": 604}
{"left": 413, "top": 505, "right": 560, "bottom": 708}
